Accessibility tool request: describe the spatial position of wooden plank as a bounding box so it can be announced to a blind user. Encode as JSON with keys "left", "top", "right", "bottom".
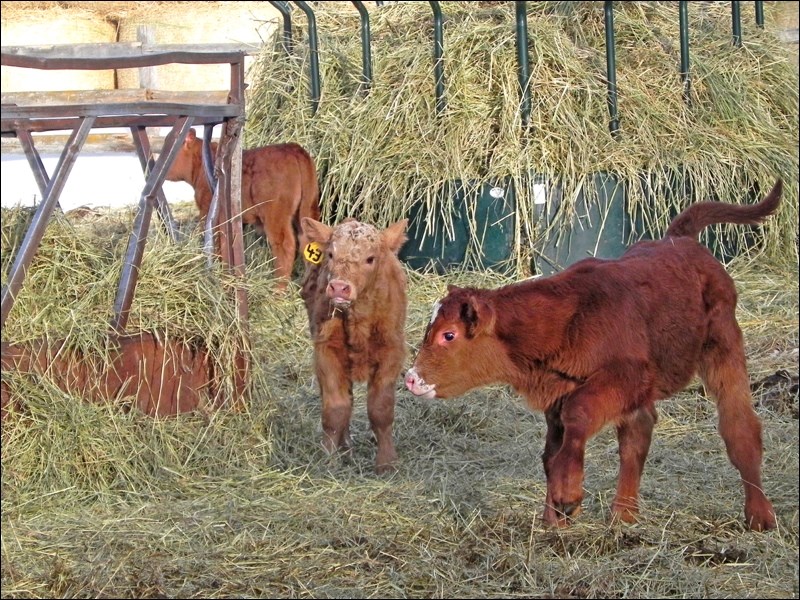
{"left": 1, "top": 43, "right": 253, "bottom": 70}
{"left": 2, "top": 115, "right": 233, "bottom": 135}
{"left": 2, "top": 90, "right": 232, "bottom": 106}
{"left": 3, "top": 101, "right": 241, "bottom": 119}
{"left": 2, "top": 133, "right": 145, "bottom": 154}
{"left": 2, "top": 104, "right": 241, "bottom": 136}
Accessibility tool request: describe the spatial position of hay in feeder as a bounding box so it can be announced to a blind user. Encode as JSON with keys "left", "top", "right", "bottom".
{"left": 246, "top": 1, "right": 798, "bottom": 273}
{"left": 0, "top": 206, "right": 253, "bottom": 417}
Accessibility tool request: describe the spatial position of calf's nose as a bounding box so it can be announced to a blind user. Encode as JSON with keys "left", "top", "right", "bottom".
{"left": 328, "top": 280, "right": 352, "bottom": 302}
{"left": 404, "top": 370, "right": 415, "bottom": 390}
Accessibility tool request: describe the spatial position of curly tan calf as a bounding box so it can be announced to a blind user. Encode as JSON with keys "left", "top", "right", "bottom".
{"left": 300, "top": 217, "right": 408, "bottom": 474}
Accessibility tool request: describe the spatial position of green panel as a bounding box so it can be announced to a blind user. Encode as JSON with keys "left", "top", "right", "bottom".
{"left": 399, "top": 182, "right": 469, "bottom": 274}
{"left": 532, "top": 172, "right": 628, "bottom": 275}
{"left": 470, "top": 178, "right": 516, "bottom": 273}
{"left": 401, "top": 177, "right": 517, "bottom": 274}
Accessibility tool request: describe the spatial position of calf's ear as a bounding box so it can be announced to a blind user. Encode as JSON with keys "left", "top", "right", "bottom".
{"left": 180, "top": 128, "right": 198, "bottom": 149}
{"left": 301, "top": 218, "right": 333, "bottom": 244}
{"left": 383, "top": 219, "right": 409, "bottom": 255}
{"left": 464, "top": 295, "right": 496, "bottom": 337}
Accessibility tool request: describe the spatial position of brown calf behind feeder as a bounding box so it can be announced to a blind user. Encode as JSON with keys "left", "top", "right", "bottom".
{"left": 2, "top": 331, "right": 224, "bottom": 419}
{"left": 165, "top": 128, "right": 321, "bottom": 289}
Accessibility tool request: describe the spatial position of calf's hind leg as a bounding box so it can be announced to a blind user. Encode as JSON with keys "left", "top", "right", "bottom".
{"left": 367, "top": 378, "right": 398, "bottom": 475}
{"left": 699, "top": 322, "right": 776, "bottom": 531}
{"left": 264, "top": 213, "right": 298, "bottom": 287}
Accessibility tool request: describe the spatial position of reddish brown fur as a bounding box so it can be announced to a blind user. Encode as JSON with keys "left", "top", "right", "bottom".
{"left": 2, "top": 332, "right": 218, "bottom": 419}
{"left": 166, "top": 129, "right": 321, "bottom": 288}
{"left": 406, "top": 180, "right": 783, "bottom": 531}
{"left": 300, "top": 217, "right": 409, "bottom": 474}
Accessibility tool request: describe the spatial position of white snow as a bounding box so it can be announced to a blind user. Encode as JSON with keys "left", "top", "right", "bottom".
{"left": 1, "top": 152, "right": 195, "bottom": 211}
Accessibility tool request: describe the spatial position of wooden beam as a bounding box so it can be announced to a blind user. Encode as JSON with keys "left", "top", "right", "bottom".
{"left": 1, "top": 43, "right": 254, "bottom": 70}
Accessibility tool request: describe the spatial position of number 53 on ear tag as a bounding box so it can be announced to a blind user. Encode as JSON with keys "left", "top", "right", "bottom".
{"left": 304, "top": 242, "right": 323, "bottom": 265}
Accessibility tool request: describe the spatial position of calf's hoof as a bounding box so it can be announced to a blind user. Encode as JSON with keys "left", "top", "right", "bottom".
{"left": 611, "top": 498, "right": 639, "bottom": 524}
{"left": 745, "top": 496, "right": 777, "bottom": 532}
{"left": 375, "top": 448, "right": 398, "bottom": 476}
{"left": 746, "top": 509, "right": 777, "bottom": 532}
{"left": 375, "top": 461, "right": 397, "bottom": 476}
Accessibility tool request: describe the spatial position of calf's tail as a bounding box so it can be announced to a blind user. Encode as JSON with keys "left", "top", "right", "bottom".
{"left": 298, "top": 149, "right": 322, "bottom": 224}
{"left": 665, "top": 179, "right": 782, "bottom": 239}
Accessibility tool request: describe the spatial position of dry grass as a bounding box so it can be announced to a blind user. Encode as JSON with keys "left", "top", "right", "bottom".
{"left": 1, "top": 201, "right": 798, "bottom": 599}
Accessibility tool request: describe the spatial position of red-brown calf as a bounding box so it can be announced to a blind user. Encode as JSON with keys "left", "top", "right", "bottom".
{"left": 405, "top": 180, "right": 783, "bottom": 531}
{"left": 166, "top": 129, "right": 321, "bottom": 288}
{"left": 2, "top": 332, "right": 218, "bottom": 419}
{"left": 300, "top": 217, "right": 408, "bottom": 474}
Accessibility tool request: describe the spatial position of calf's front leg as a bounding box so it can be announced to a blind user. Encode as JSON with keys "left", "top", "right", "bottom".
{"left": 542, "top": 403, "right": 573, "bottom": 527}
{"left": 316, "top": 351, "right": 353, "bottom": 456}
{"left": 612, "top": 404, "right": 657, "bottom": 523}
{"left": 546, "top": 369, "right": 636, "bottom": 525}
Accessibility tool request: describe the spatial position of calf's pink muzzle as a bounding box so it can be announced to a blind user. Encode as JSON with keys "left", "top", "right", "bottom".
{"left": 404, "top": 367, "right": 436, "bottom": 399}
{"left": 327, "top": 279, "right": 353, "bottom": 307}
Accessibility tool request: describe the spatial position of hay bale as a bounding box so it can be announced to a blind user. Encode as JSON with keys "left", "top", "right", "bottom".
{"left": 246, "top": 1, "right": 799, "bottom": 271}
{"left": 767, "top": 0, "right": 799, "bottom": 68}
{"left": 0, "top": 5, "right": 116, "bottom": 92}
{"left": 115, "top": 1, "right": 280, "bottom": 91}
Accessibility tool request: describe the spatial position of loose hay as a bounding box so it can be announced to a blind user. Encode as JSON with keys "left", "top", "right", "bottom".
{"left": 1, "top": 200, "right": 797, "bottom": 598}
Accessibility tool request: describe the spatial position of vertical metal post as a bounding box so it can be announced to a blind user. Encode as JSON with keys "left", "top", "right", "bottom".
{"left": 732, "top": 1, "right": 742, "bottom": 47}
{"left": 604, "top": 1, "right": 619, "bottom": 136}
{"left": 679, "top": 0, "right": 690, "bottom": 106}
{"left": 202, "top": 124, "right": 220, "bottom": 259}
{"left": 755, "top": 0, "right": 764, "bottom": 28}
{"left": 430, "top": 1, "right": 445, "bottom": 116}
{"left": 294, "top": 1, "right": 321, "bottom": 115}
{"left": 268, "top": 1, "right": 294, "bottom": 54}
{"left": 515, "top": 1, "right": 531, "bottom": 129}
{"left": 352, "top": 1, "right": 373, "bottom": 91}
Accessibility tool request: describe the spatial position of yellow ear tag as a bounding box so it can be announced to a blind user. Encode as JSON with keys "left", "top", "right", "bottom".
{"left": 303, "top": 242, "right": 323, "bottom": 265}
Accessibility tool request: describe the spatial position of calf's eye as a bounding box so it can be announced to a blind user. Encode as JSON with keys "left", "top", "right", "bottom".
{"left": 443, "top": 331, "right": 455, "bottom": 342}
{"left": 366, "top": 256, "right": 375, "bottom": 265}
